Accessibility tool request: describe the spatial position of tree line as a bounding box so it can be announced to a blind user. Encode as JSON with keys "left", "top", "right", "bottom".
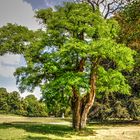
{"left": 0, "top": 87, "right": 47, "bottom": 117}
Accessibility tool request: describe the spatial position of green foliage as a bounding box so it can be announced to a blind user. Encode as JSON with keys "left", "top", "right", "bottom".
{"left": 12, "top": 3, "right": 135, "bottom": 124}
{"left": 127, "top": 98, "right": 140, "bottom": 120}
{"left": 111, "top": 101, "right": 130, "bottom": 119}
{"left": 25, "top": 95, "right": 48, "bottom": 117}
{"left": 0, "top": 88, "right": 9, "bottom": 113}
{"left": 43, "top": 91, "right": 71, "bottom": 117}
{"left": 0, "top": 88, "right": 48, "bottom": 117}
{"left": 0, "top": 24, "right": 32, "bottom": 55}
{"left": 113, "top": 0, "right": 140, "bottom": 120}
{"left": 97, "top": 67, "right": 130, "bottom": 94}
{"left": 118, "top": 0, "right": 140, "bottom": 96}
{"left": 89, "top": 1, "right": 140, "bottom": 121}
{"left": 89, "top": 93, "right": 131, "bottom": 120}
{"left": 8, "top": 91, "right": 21, "bottom": 114}
{"left": 116, "top": 0, "right": 140, "bottom": 50}
{"left": 15, "top": 3, "right": 135, "bottom": 96}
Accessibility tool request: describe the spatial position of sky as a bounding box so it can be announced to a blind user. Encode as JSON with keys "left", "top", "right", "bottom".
{"left": 0, "top": 0, "right": 72, "bottom": 98}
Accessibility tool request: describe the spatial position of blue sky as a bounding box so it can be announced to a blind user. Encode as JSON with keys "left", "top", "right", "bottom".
{"left": 0, "top": 0, "right": 71, "bottom": 98}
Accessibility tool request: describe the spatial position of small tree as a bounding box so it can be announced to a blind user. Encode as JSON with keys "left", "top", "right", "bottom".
{"left": 15, "top": 3, "right": 135, "bottom": 130}
{"left": 8, "top": 91, "right": 21, "bottom": 114}
{"left": 0, "top": 88, "right": 10, "bottom": 113}
{"left": 25, "top": 95, "right": 48, "bottom": 117}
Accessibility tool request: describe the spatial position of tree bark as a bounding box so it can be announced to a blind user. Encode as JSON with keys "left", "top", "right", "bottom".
{"left": 80, "top": 94, "right": 96, "bottom": 129}
{"left": 71, "top": 57, "right": 98, "bottom": 131}
{"left": 71, "top": 72, "right": 96, "bottom": 130}
{"left": 71, "top": 87, "right": 81, "bottom": 130}
{"left": 80, "top": 72, "right": 96, "bottom": 129}
{"left": 71, "top": 92, "right": 96, "bottom": 130}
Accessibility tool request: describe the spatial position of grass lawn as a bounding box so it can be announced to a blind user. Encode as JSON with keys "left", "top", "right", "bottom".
{"left": 0, "top": 114, "right": 140, "bottom": 140}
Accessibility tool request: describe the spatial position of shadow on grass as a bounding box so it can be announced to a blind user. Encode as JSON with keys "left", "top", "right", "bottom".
{"left": 0, "top": 123, "right": 97, "bottom": 139}
{"left": 26, "top": 135, "right": 53, "bottom": 140}
{"left": 88, "top": 120, "right": 140, "bottom": 127}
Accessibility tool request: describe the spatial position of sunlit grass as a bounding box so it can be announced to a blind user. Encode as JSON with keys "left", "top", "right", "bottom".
{"left": 0, "top": 115, "right": 140, "bottom": 140}
{"left": 0, "top": 114, "right": 70, "bottom": 124}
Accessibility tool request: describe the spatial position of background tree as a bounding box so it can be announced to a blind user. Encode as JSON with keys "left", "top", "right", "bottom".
{"left": 116, "top": 0, "right": 140, "bottom": 50}
{"left": 89, "top": 93, "right": 131, "bottom": 121}
{"left": 25, "top": 95, "right": 48, "bottom": 117}
{"left": 7, "top": 91, "right": 21, "bottom": 114}
{"left": 0, "top": 87, "right": 48, "bottom": 117}
{"left": 18, "top": 98, "right": 28, "bottom": 116}
{"left": 116, "top": 0, "right": 140, "bottom": 120}
{"left": 14, "top": 2, "right": 135, "bottom": 130}
{"left": 89, "top": 0, "right": 140, "bottom": 121}
{"left": 0, "top": 88, "right": 10, "bottom": 113}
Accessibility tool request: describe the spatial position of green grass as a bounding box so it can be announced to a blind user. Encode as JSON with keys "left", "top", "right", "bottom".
{"left": 0, "top": 114, "right": 71, "bottom": 124}
{"left": 0, "top": 115, "right": 140, "bottom": 140}
{"left": 0, "top": 123, "right": 97, "bottom": 140}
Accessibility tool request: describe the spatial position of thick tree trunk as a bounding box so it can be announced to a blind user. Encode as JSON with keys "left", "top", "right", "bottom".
{"left": 71, "top": 94, "right": 96, "bottom": 130}
{"left": 72, "top": 101, "right": 81, "bottom": 130}
{"left": 71, "top": 77, "right": 96, "bottom": 130}
{"left": 80, "top": 95, "right": 95, "bottom": 129}
{"left": 71, "top": 87, "right": 81, "bottom": 130}
{"left": 71, "top": 59, "right": 97, "bottom": 131}
{"left": 80, "top": 68, "right": 96, "bottom": 129}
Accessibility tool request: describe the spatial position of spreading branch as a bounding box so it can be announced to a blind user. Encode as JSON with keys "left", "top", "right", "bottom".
{"left": 76, "top": 0, "right": 134, "bottom": 18}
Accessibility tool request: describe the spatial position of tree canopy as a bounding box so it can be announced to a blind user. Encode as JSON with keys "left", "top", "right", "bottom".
{"left": 116, "top": 0, "right": 140, "bottom": 51}
{"left": 0, "top": 23, "right": 44, "bottom": 56}
{"left": 13, "top": 2, "right": 135, "bottom": 130}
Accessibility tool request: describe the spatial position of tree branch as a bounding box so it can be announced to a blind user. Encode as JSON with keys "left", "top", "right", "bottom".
{"left": 87, "top": 0, "right": 96, "bottom": 11}
{"left": 104, "top": 1, "right": 115, "bottom": 18}
{"left": 84, "top": 0, "right": 134, "bottom": 18}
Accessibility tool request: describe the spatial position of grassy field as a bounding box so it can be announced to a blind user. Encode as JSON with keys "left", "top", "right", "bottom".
{"left": 0, "top": 114, "right": 140, "bottom": 140}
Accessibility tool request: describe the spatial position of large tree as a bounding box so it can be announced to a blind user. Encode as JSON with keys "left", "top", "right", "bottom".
{"left": 115, "top": 0, "right": 140, "bottom": 119}
{"left": 14, "top": 2, "right": 135, "bottom": 130}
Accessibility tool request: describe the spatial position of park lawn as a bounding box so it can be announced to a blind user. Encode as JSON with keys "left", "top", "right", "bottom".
{"left": 0, "top": 114, "right": 70, "bottom": 124}
{"left": 0, "top": 115, "right": 140, "bottom": 140}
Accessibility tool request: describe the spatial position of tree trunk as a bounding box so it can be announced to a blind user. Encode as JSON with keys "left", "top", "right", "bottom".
{"left": 80, "top": 93, "right": 96, "bottom": 129}
{"left": 71, "top": 81, "right": 96, "bottom": 130}
{"left": 71, "top": 61, "right": 97, "bottom": 130}
{"left": 71, "top": 94, "right": 96, "bottom": 130}
{"left": 71, "top": 100, "right": 81, "bottom": 130}
{"left": 80, "top": 67, "right": 96, "bottom": 129}
{"left": 71, "top": 87, "right": 81, "bottom": 131}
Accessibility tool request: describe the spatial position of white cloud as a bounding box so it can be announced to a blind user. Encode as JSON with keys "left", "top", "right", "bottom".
{"left": 0, "top": 54, "right": 20, "bottom": 65}
{"left": 0, "top": 0, "right": 41, "bottom": 30}
{"left": 0, "top": 54, "right": 41, "bottom": 99}
{"left": 0, "top": 54, "right": 21, "bottom": 78}
{"left": 20, "top": 87, "right": 42, "bottom": 99}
